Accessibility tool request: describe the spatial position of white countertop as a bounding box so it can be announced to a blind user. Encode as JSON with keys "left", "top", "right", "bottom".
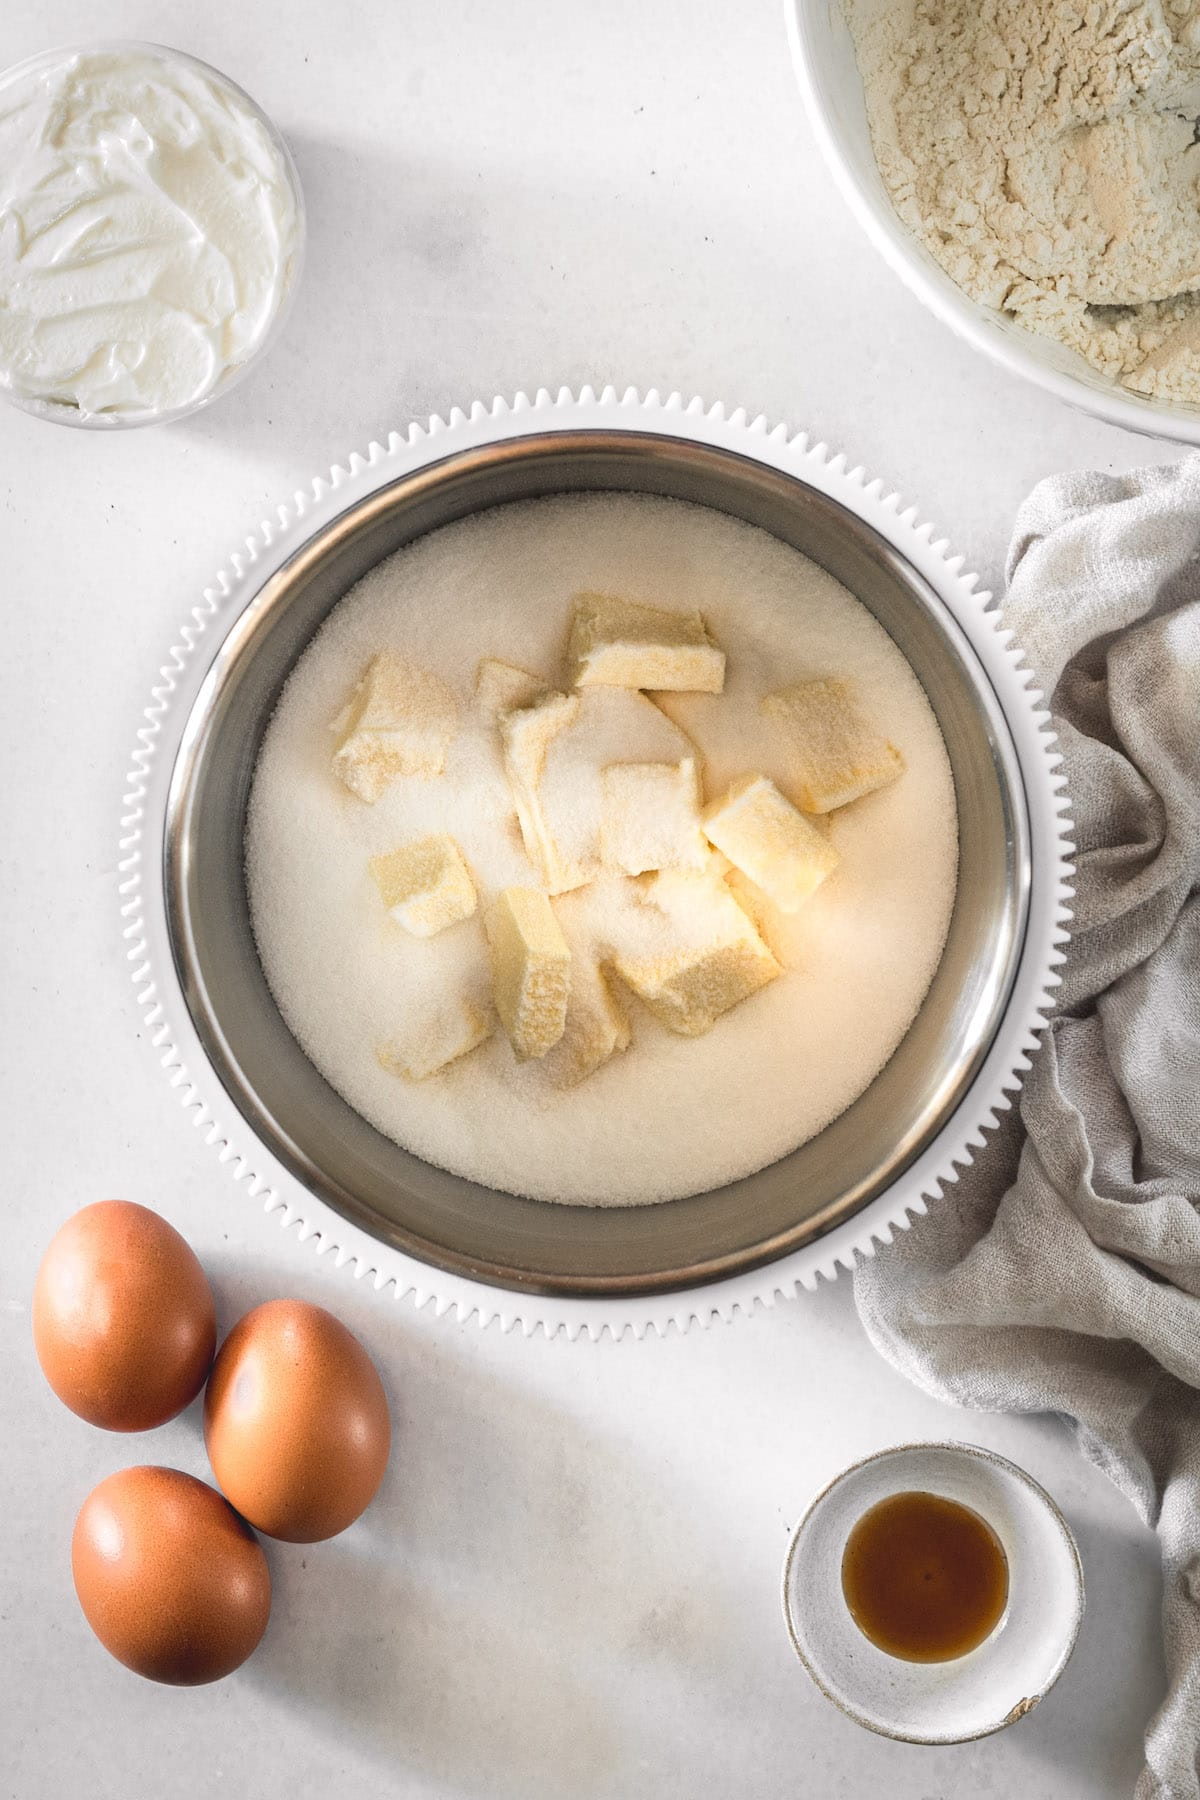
{"left": 1, "top": 1, "right": 1175, "bottom": 1794}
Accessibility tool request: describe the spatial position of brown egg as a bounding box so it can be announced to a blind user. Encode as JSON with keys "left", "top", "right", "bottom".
{"left": 204, "top": 1298, "right": 391, "bottom": 1542}
{"left": 33, "top": 1201, "right": 216, "bottom": 1431}
{"left": 72, "top": 1466, "right": 271, "bottom": 1684}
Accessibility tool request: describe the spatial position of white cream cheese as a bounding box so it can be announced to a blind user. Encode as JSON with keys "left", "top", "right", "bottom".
{"left": 0, "top": 45, "right": 303, "bottom": 422}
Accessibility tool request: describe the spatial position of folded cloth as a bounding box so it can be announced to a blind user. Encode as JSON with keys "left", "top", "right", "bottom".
{"left": 855, "top": 460, "right": 1200, "bottom": 1800}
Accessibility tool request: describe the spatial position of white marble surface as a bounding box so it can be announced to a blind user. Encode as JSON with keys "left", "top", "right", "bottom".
{"left": 0, "top": 0, "right": 1177, "bottom": 1794}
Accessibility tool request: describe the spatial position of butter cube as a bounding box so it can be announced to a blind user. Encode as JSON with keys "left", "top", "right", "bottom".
{"left": 702, "top": 775, "right": 839, "bottom": 912}
{"left": 568, "top": 593, "right": 725, "bottom": 692}
{"left": 332, "top": 652, "right": 458, "bottom": 802}
{"left": 501, "top": 687, "right": 694, "bottom": 893}
{"left": 762, "top": 678, "right": 903, "bottom": 813}
{"left": 377, "top": 999, "right": 492, "bottom": 1082}
{"left": 486, "top": 887, "right": 572, "bottom": 1060}
{"left": 723, "top": 868, "right": 783, "bottom": 959}
{"left": 475, "top": 657, "right": 546, "bottom": 717}
{"left": 542, "top": 955, "right": 631, "bottom": 1089}
{"left": 370, "top": 834, "right": 477, "bottom": 937}
{"left": 612, "top": 870, "right": 780, "bottom": 1036}
{"left": 601, "top": 758, "right": 708, "bottom": 875}
{"left": 499, "top": 691, "right": 581, "bottom": 891}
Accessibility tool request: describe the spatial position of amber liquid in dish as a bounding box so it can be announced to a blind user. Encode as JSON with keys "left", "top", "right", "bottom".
{"left": 841, "top": 1490, "right": 1009, "bottom": 1663}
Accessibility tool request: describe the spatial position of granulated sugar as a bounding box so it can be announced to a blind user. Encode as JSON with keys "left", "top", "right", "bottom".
{"left": 245, "top": 493, "right": 958, "bottom": 1206}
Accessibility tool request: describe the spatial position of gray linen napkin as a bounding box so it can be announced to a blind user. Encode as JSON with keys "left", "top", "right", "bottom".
{"left": 854, "top": 459, "right": 1200, "bottom": 1800}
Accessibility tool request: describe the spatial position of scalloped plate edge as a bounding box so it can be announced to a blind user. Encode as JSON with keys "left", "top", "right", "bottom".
{"left": 118, "top": 385, "right": 1073, "bottom": 1341}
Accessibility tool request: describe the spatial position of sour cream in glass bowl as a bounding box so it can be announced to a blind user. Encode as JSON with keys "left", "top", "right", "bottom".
{"left": 0, "top": 41, "right": 305, "bottom": 428}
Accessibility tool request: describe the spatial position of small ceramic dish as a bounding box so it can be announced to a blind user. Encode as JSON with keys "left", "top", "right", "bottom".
{"left": 782, "top": 1441, "right": 1084, "bottom": 1743}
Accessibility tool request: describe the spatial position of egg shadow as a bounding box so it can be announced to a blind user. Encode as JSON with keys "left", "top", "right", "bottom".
{"left": 237, "top": 1314, "right": 739, "bottom": 1800}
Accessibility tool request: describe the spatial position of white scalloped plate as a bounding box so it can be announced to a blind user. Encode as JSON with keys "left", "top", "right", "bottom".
{"left": 119, "top": 387, "right": 1072, "bottom": 1340}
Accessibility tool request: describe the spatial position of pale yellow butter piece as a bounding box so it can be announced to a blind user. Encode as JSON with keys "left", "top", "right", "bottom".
{"left": 501, "top": 687, "right": 694, "bottom": 893}
{"left": 377, "top": 999, "right": 492, "bottom": 1082}
{"left": 475, "top": 657, "right": 546, "bottom": 718}
{"left": 702, "top": 774, "right": 839, "bottom": 912}
{"left": 542, "top": 954, "right": 631, "bottom": 1089}
{"left": 568, "top": 592, "right": 725, "bottom": 692}
{"left": 612, "top": 869, "right": 780, "bottom": 1036}
{"left": 499, "top": 691, "right": 582, "bottom": 891}
{"left": 332, "top": 652, "right": 458, "bottom": 802}
{"left": 601, "top": 757, "right": 708, "bottom": 875}
{"left": 370, "top": 834, "right": 477, "bottom": 938}
{"left": 761, "top": 678, "right": 903, "bottom": 813}
{"left": 724, "top": 868, "right": 783, "bottom": 960}
{"left": 486, "top": 887, "right": 572, "bottom": 1060}
{"left": 538, "top": 688, "right": 698, "bottom": 890}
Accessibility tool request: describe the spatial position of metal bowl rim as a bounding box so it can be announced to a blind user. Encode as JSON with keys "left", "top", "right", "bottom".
{"left": 165, "top": 427, "right": 1028, "bottom": 1295}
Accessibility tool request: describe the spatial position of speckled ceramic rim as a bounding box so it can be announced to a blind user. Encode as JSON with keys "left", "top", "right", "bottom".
{"left": 784, "top": 0, "right": 1200, "bottom": 446}
{"left": 781, "top": 1440, "right": 1086, "bottom": 1744}
{"left": 0, "top": 38, "right": 306, "bottom": 431}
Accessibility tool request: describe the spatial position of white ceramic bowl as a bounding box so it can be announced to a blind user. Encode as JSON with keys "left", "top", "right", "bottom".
{"left": 782, "top": 1441, "right": 1085, "bottom": 1743}
{"left": 784, "top": 0, "right": 1200, "bottom": 445}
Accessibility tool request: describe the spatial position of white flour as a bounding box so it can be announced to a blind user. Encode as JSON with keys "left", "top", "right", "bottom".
{"left": 846, "top": 0, "right": 1200, "bottom": 404}
{"left": 245, "top": 493, "right": 958, "bottom": 1206}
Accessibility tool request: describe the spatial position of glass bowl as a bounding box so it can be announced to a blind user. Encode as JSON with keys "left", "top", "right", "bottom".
{"left": 0, "top": 40, "right": 306, "bottom": 430}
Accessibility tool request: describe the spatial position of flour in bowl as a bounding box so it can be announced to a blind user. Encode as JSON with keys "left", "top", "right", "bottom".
{"left": 245, "top": 493, "right": 958, "bottom": 1206}
{"left": 846, "top": 0, "right": 1200, "bottom": 404}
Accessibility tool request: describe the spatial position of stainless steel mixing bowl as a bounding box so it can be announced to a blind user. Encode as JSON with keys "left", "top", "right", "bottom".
{"left": 165, "top": 430, "right": 1027, "bottom": 1297}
